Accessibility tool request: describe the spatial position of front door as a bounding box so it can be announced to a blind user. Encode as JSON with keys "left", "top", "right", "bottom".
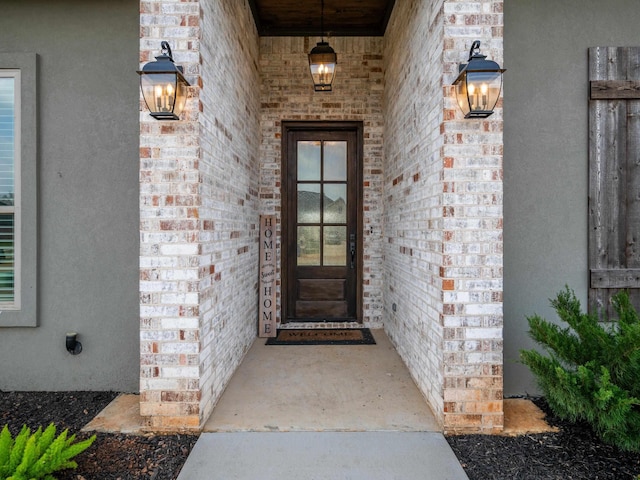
{"left": 282, "top": 122, "right": 362, "bottom": 322}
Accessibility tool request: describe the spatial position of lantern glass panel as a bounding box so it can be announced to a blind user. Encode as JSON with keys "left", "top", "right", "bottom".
{"left": 309, "top": 50, "right": 336, "bottom": 91}
{"left": 174, "top": 80, "right": 187, "bottom": 116}
{"left": 309, "top": 63, "right": 336, "bottom": 91}
{"left": 456, "top": 71, "right": 502, "bottom": 117}
{"left": 140, "top": 73, "right": 187, "bottom": 117}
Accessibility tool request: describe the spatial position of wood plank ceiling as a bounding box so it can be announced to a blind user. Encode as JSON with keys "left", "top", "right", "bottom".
{"left": 248, "top": 0, "right": 396, "bottom": 36}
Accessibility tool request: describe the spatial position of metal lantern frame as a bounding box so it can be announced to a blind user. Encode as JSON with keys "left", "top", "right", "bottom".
{"left": 308, "top": 0, "right": 337, "bottom": 92}
{"left": 453, "top": 40, "right": 505, "bottom": 119}
{"left": 308, "top": 41, "right": 337, "bottom": 92}
{"left": 138, "top": 41, "right": 190, "bottom": 120}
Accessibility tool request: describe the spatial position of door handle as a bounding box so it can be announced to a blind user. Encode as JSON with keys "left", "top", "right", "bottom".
{"left": 349, "top": 234, "right": 356, "bottom": 269}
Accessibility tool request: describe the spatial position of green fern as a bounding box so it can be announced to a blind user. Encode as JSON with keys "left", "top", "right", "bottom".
{"left": 0, "top": 424, "right": 95, "bottom": 480}
{"left": 521, "top": 287, "right": 640, "bottom": 451}
{"left": 0, "top": 425, "right": 12, "bottom": 472}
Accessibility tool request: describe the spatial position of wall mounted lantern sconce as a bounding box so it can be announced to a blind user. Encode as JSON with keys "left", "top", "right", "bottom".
{"left": 66, "top": 332, "right": 82, "bottom": 355}
{"left": 137, "top": 41, "right": 190, "bottom": 120}
{"left": 308, "top": 0, "right": 337, "bottom": 91}
{"left": 453, "top": 40, "right": 505, "bottom": 118}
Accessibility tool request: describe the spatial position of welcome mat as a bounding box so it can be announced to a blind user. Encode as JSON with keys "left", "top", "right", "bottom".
{"left": 266, "top": 328, "right": 376, "bottom": 345}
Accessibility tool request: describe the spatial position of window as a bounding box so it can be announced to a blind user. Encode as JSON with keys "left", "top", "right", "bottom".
{"left": 0, "top": 53, "right": 36, "bottom": 327}
{"left": 0, "top": 71, "right": 19, "bottom": 306}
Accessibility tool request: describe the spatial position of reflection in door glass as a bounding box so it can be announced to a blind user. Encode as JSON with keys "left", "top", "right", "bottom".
{"left": 298, "top": 141, "right": 321, "bottom": 181}
{"left": 323, "top": 184, "right": 347, "bottom": 223}
{"left": 323, "top": 226, "right": 346, "bottom": 266}
{"left": 297, "top": 184, "right": 321, "bottom": 223}
{"left": 297, "top": 226, "right": 320, "bottom": 266}
{"left": 324, "top": 141, "right": 347, "bottom": 181}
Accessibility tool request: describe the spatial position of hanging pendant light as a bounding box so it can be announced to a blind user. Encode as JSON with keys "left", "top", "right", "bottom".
{"left": 308, "top": 0, "right": 337, "bottom": 92}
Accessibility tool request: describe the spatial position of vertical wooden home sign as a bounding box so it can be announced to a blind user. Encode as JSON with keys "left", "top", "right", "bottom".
{"left": 259, "top": 215, "right": 277, "bottom": 337}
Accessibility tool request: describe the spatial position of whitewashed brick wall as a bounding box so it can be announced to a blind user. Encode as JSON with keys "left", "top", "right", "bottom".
{"left": 383, "top": 0, "right": 447, "bottom": 428}
{"left": 139, "top": 0, "right": 260, "bottom": 431}
{"left": 384, "top": 0, "right": 504, "bottom": 433}
{"left": 139, "top": 0, "right": 202, "bottom": 431}
{"left": 443, "top": 0, "right": 504, "bottom": 434}
{"left": 197, "top": 0, "right": 260, "bottom": 429}
{"left": 259, "top": 37, "right": 385, "bottom": 327}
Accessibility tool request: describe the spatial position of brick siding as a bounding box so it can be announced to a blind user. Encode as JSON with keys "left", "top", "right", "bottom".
{"left": 384, "top": 0, "right": 504, "bottom": 433}
{"left": 139, "top": 0, "right": 260, "bottom": 430}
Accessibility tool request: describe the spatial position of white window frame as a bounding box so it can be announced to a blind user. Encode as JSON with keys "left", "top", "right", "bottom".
{"left": 0, "top": 70, "right": 21, "bottom": 310}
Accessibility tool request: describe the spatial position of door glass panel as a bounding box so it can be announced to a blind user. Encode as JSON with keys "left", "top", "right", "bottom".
{"left": 323, "top": 184, "right": 347, "bottom": 223}
{"left": 298, "top": 226, "right": 320, "bottom": 266}
{"left": 295, "top": 139, "right": 349, "bottom": 268}
{"left": 298, "top": 141, "right": 321, "bottom": 181}
{"left": 324, "top": 141, "right": 347, "bottom": 181}
{"left": 297, "top": 184, "right": 321, "bottom": 223}
{"left": 323, "top": 226, "right": 346, "bottom": 266}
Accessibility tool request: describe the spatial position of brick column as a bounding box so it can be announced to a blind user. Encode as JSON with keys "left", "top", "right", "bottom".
{"left": 139, "top": 0, "right": 202, "bottom": 431}
{"left": 441, "top": 0, "right": 504, "bottom": 433}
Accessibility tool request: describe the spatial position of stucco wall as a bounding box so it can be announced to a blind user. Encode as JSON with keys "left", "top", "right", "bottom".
{"left": 0, "top": 0, "right": 139, "bottom": 391}
{"left": 504, "top": 0, "right": 640, "bottom": 395}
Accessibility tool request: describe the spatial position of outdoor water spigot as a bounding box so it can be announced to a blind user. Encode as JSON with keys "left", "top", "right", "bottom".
{"left": 66, "top": 332, "right": 82, "bottom": 355}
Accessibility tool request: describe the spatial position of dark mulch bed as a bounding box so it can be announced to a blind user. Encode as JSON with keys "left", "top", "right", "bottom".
{"left": 2, "top": 392, "right": 640, "bottom": 479}
{"left": 447, "top": 397, "right": 640, "bottom": 480}
{"left": 0, "top": 391, "right": 197, "bottom": 480}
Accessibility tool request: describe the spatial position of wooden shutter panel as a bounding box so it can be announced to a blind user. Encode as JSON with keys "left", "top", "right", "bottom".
{"left": 589, "top": 47, "right": 640, "bottom": 317}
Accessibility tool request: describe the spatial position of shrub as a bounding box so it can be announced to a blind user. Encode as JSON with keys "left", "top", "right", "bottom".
{"left": 0, "top": 423, "right": 95, "bottom": 480}
{"left": 520, "top": 286, "right": 640, "bottom": 451}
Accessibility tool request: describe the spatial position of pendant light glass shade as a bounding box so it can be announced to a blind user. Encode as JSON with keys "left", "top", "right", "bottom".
{"left": 309, "top": 41, "right": 337, "bottom": 92}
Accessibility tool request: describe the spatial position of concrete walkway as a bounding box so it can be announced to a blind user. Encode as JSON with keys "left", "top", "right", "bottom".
{"left": 177, "top": 431, "right": 468, "bottom": 479}
{"left": 177, "top": 330, "right": 469, "bottom": 479}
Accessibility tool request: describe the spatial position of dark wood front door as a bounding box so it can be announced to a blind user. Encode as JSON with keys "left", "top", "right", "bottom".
{"left": 282, "top": 122, "right": 362, "bottom": 322}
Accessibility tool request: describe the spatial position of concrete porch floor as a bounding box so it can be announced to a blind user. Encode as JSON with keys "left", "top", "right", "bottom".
{"left": 203, "top": 328, "right": 440, "bottom": 432}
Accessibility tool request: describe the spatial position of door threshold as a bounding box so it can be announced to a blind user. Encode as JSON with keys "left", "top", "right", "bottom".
{"left": 280, "top": 321, "right": 362, "bottom": 329}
